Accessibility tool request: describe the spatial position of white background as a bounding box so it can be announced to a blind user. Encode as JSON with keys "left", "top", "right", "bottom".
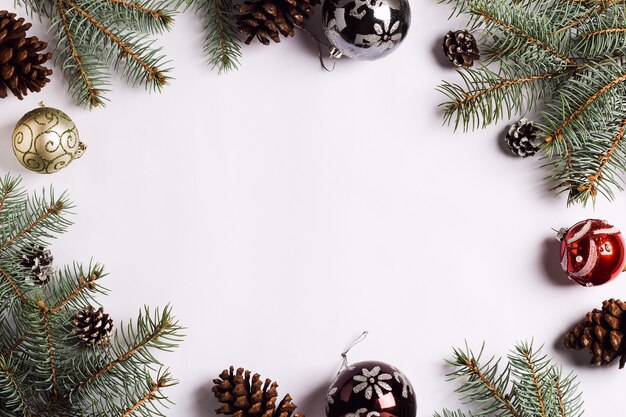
{"left": 3, "top": 1, "right": 626, "bottom": 415}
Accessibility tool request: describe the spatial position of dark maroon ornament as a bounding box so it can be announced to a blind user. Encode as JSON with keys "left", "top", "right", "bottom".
{"left": 326, "top": 361, "right": 416, "bottom": 417}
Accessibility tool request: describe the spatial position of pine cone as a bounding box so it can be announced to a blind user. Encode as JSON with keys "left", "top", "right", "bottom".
{"left": 73, "top": 306, "right": 114, "bottom": 347}
{"left": 442, "top": 30, "right": 480, "bottom": 67}
{"left": 235, "top": 0, "right": 320, "bottom": 45}
{"left": 504, "top": 118, "right": 542, "bottom": 157}
{"left": 0, "top": 10, "right": 53, "bottom": 100}
{"left": 213, "top": 366, "right": 304, "bottom": 417}
{"left": 21, "top": 245, "right": 55, "bottom": 285}
{"left": 564, "top": 299, "right": 626, "bottom": 368}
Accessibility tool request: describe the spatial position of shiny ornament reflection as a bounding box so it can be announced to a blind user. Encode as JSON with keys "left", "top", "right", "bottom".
{"left": 326, "top": 361, "right": 416, "bottom": 417}
{"left": 322, "top": 0, "right": 411, "bottom": 60}
{"left": 558, "top": 219, "right": 626, "bottom": 287}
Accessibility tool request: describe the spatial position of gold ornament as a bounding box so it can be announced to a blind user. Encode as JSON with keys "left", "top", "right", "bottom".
{"left": 12, "top": 103, "right": 87, "bottom": 174}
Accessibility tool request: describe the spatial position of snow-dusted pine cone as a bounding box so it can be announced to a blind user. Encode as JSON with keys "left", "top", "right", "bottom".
{"left": 442, "top": 30, "right": 480, "bottom": 67}
{"left": 504, "top": 118, "right": 542, "bottom": 157}
{"left": 565, "top": 299, "right": 626, "bottom": 368}
{"left": 213, "top": 366, "right": 304, "bottom": 417}
{"left": 21, "top": 245, "right": 55, "bottom": 285}
{"left": 73, "top": 306, "right": 114, "bottom": 347}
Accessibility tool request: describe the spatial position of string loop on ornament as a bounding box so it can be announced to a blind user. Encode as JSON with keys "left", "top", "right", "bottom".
{"left": 298, "top": 26, "right": 337, "bottom": 72}
{"left": 339, "top": 331, "right": 369, "bottom": 373}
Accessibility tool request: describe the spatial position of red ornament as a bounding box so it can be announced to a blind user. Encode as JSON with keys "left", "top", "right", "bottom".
{"left": 558, "top": 219, "right": 626, "bottom": 287}
{"left": 326, "top": 361, "right": 416, "bottom": 417}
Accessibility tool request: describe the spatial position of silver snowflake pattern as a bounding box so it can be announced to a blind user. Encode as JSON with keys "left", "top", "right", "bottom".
{"left": 346, "top": 409, "right": 381, "bottom": 417}
{"left": 350, "top": 0, "right": 384, "bottom": 18}
{"left": 393, "top": 369, "right": 412, "bottom": 398}
{"left": 353, "top": 366, "right": 393, "bottom": 399}
{"left": 360, "top": 20, "right": 402, "bottom": 50}
{"left": 326, "top": 387, "right": 338, "bottom": 413}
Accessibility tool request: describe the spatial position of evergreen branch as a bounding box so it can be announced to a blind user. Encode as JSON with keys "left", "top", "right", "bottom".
{"left": 0, "top": 201, "right": 65, "bottom": 253}
{"left": 76, "top": 306, "right": 178, "bottom": 390}
{"left": 556, "top": 379, "right": 567, "bottom": 417}
{"left": 120, "top": 373, "right": 171, "bottom": 417}
{"left": 41, "top": 310, "right": 58, "bottom": 399}
{"left": 544, "top": 72, "right": 626, "bottom": 142}
{"left": 0, "top": 359, "right": 29, "bottom": 414}
{"left": 522, "top": 348, "right": 547, "bottom": 417}
{"left": 61, "top": 0, "right": 168, "bottom": 88}
{"left": 57, "top": 0, "right": 103, "bottom": 108}
{"left": 585, "top": 117, "right": 626, "bottom": 195}
{"left": 107, "top": 0, "right": 174, "bottom": 24}
{"left": 2, "top": 336, "right": 26, "bottom": 359}
{"left": 0, "top": 266, "right": 26, "bottom": 302}
{"left": 439, "top": 63, "right": 557, "bottom": 131}
{"left": 194, "top": 0, "right": 241, "bottom": 72}
{"left": 470, "top": 1, "right": 575, "bottom": 65}
{"left": 556, "top": 3, "right": 604, "bottom": 33}
{"left": 49, "top": 272, "right": 102, "bottom": 315}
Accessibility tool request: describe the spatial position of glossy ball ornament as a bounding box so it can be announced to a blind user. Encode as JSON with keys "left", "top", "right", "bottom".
{"left": 558, "top": 219, "right": 626, "bottom": 287}
{"left": 326, "top": 361, "right": 416, "bottom": 417}
{"left": 12, "top": 104, "right": 87, "bottom": 174}
{"left": 322, "top": 0, "right": 411, "bottom": 61}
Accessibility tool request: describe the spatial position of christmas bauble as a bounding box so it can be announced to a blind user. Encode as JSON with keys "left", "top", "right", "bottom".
{"left": 326, "top": 361, "right": 416, "bottom": 417}
{"left": 12, "top": 104, "right": 87, "bottom": 174}
{"left": 558, "top": 219, "right": 626, "bottom": 287}
{"left": 322, "top": 0, "right": 411, "bottom": 61}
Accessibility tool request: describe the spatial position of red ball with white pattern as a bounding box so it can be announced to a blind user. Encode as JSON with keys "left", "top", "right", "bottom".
{"left": 558, "top": 219, "right": 626, "bottom": 287}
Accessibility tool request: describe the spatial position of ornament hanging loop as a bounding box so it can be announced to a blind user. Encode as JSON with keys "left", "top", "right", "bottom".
{"left": 298, "top": 25, "right": 338, "bottom": 72}
{"left": 340, "top": 331, "right": 369, "bottom": 373}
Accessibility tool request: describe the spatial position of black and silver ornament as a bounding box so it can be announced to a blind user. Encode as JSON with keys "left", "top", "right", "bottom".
{"left": 326, "top": 361, "right": 416, "bottom": 417}
{"left": 21, "top": 245, "right": 55, "bottom": 285}
{"left": 504, "top": 118, "right": 542, "bottom": 158}
{"left": 73, "top": 306, "right": 114, "bottom": 347}
{"left": 322, "top": 0, "right": 411, "bottom": 61}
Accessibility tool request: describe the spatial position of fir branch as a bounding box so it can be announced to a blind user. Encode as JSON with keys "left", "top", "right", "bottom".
{"left": 468, "top": 0, "right": 575, "bottom": 65}
{"left": 439, "top": 63, "right": 558, "bottom": 131}
{"left": 190, "top": 0, "right": 242, "bottom": 72}
{"left": 0, "top": 358, "right": 29, "bottom": 414}
{"left": 0, "top": 266, "right": 26, "bottom": 302}
{"left": 56, "top": 0, "right": 104, "bottom": 108}
{"left": 106, "top": 0, "right": 176, "bottom": 30}
{"left": 0, "top": 199, "right": 66, "bottom": 253}
{"left": 62, "top": 0, "right": 168, "bottom": 88}
{"left": 437, "top": 342, "right": 584, "bottom": 417}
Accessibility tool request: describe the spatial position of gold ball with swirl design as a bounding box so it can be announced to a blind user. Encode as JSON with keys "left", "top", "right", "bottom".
{"left": 12, "top": 104, "right": 87, "bottom": 174}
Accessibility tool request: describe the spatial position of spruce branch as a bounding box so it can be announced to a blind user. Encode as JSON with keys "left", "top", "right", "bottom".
{"left": 0, "top": 175, "right": 183, "bottom": 416}
{"left": 439, "top": 0, "right": 626, "bottom": 205}
{"left": 188, "top": 0, "right": 242, "bottom": 72}
{"left": 436, "top": 342, "right": 584, "bottom": 417}
{"left": 15, "top": 0, "right": 181, "bottom": 108}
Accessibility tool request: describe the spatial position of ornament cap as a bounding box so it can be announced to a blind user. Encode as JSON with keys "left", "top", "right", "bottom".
{"left": 329, "top": 47, "right": 343, "bottom": 59}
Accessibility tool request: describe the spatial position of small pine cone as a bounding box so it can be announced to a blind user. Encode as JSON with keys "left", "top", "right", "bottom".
{"left": 21, "top": 245, "right": 55, "bottom": 285}
{"left": 564, "top": 299, "right": 626, "bottom": 368}
{"left": 213, "top": 366, "right": 304, "bottom": 417}
{"left": 0, "top": 10, "right": 53, "bottom": 99}
{"left": 504, "top": 118, "right": 542, "bottom": 157}
{"left": 442, "top": 30, "right": 480, "bottom": 67}
{"left": 73, "top": 306, "right": 114, "bottom": 347}
{"left": 235, "top": 0, "right": 320, "bottom": 45}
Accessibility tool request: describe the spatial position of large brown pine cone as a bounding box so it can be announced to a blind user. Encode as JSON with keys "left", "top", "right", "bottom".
{"left": 0, "top": 10, "right": 52, "bottom": 99}
{"left": 564, "top": 298, "right": 626, "bottom": 368}
{"left": 235, "top": 0, "right": 320, "bottom": 45}
{"left": 213, "top": 366, "right": 304, "bottom": 417}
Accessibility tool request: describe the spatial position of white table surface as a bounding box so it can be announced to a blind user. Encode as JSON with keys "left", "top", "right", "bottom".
{"left": 4, "top": 2, "right": 626, "bottom": 415}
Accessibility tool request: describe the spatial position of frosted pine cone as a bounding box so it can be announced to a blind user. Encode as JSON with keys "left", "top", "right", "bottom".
{"left": 21, "top": 245, "right": 55, "bottom": 285}
{"left": 504, "top": 118, "right": 542, "bottom": 157}
{"left": 73, "top": 306, "right": 114, "bottom": 347}
{"left": 442, "top": 30, "right": 480, "bottom": 67}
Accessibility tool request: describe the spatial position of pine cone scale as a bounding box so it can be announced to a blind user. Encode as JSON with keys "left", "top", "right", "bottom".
{"left": 565, "top": 298, "right": 626, "bottom": 368}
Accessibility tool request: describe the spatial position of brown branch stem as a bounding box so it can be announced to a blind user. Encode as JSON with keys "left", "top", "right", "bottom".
{"left": 476, "top": 12, "right": 575, "bottom": 65}
{"left": 57, "top": 0, "right": 101, "bottom": 107}
{"left": 463, "top": 358, "right": 522, "bottom": 417}
{"left": 523, "top": 350, "right": 546, "bottom": 417}
{"left": 121, "top": 381, "right": 161, "bottom": 417}
{"left": 0, "top": 201, "right": 64, "bottom": 252}
{"left": 546, "top": 72, "right": 626, "bottom": 141}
